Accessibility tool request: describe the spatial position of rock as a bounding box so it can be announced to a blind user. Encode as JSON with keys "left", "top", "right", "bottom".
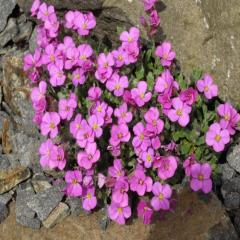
{"left": 1, "top": 52, "right": 38, "bottom": 136}
{"left": 220, "top": 163, "right": 236, "bottom": 182}
{"left": 0, "top": 86, "right": 2, "bottom": 108}
{"left": 26, "top": 185, "right": 64, "bottom": 221}
{"left": 32, "top": 179, "right": 52, "bottom": 193}
{"left": 17, "top": 0, "right": 103, "bottom": 12}
{"left": 224, "top": 192, "right": 240, "bottom": 210}
{"left": 10, "top": 131, "right": 41, "bottom": 167}
{"left": 66, "top": 197, "right": 85, "bottom": 216}
{"left": 0, "top": 18, "right": 18, "bottom": 48}
{"left": 0, "top": 0, "right": 16, "bottom": 32}
{"left": 221, "top": 177, "right": 240, "bottom": 199}
{"left": 0, "top": 203, "right": 8, "bottom": 223}
{"left": 0, "top": 155, "right": 11, "bottom": 170}
{"left": 29, "top": 26, "right": 37, "bottom": 53}
{"left": 13, "top": 21, "right": 33, "bottom": 43}
{"left": 0, "top": 166, "right": 31, "bottom": 194}
{"left": 0, "top": 192, "right": 13, "bottom": 205}
{"left": 42, "top": 203, "right": 70, "bottom": 229}
{"left": 17, "top": 216, "right": 41, "bottom": 229}
{"left": 160, "top": 0, "right": 240, "bottom": 105}
{"left": 234, "top": 210, "right": 240, "bottom": 236}
{"left": 227, "top": 144, "right": 240, "bottom": 174}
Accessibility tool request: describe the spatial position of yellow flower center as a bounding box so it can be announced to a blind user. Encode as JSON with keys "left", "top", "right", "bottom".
{"left": 147, "top": 154, "right": 152, "bottom": 162}
{"left": 80, "top": 55, "right": 87, "bottom": 60}
{"left": 97, "top": 106, "right": 102, "bottom": 113}
{"left": 75, "top": 73, "right": 80, "bottom": 79}
{"left": 50, "top": 55, "right": 55, "bottom": 62}
{"left": 72, "top": 179, "right": 78, "bottom": 184}
{"left": 176, "top": 109, "right": 183, "bottom": 116}
{"left": 128, "top": 37, "right": 133, "bottom": 43}
{"left": 159, "top": 193, "right": 164, "bottom": 200}
{"left": 118, "top": 55, "right": 123, "bottom": 61}
{"left": 224, "top": 114, "right": 230, "bottom": 121}
{"left": 198, "top": 174, "right": 204, "bottom": 181}
{"left": 87, "top": 193, "right": 92, "bottom": 200}
{"left": 82, "top": 23, "right": 87, "bottom": 29}
{"left": 49, "top": 122, "right": 55, "bottom": 129}
{"left": 76, "top": 124, "right": 81, "bottom": 130}
{"left": 204, "top": 86, "right": 209, "bottom": 92}
{"left": 140, "top": 93, "right": 145, "bottom": 99}
{"left": 115, "top": 84, "right": 121, "bottom": 90}
{"left": 152, "top": 120, "right": 157, "bottom": 126}
{"left": 215, "top": 134, "right": 221, "bottom": 142}
{"left": 93, "top": 123, "right": 98, "bottom": 130}
{"left": 163, "top": 53, "right": 168, "bottom": 60}
{"left": 117, "top": 207, "right": 123, "bottom": 214}
{"left": 118, "top": 133, "right": 123, "bottom": 139}
{"left": 140, "top": 134, "right": 145, "bottom": 141}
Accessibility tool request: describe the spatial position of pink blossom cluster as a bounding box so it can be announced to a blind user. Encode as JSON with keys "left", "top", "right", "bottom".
{"left": 24, "top": 0, "right": 240, "bottom": 226}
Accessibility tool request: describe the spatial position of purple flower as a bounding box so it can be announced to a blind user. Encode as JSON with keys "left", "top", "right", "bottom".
{"left": 87, "top": 86, "right": 102, "bottom": 102}
{"left": 77, "top": 142, "right": 100, "bottom": 170}
{"left": 108, "top": 159, "right": 125, "bottom": 179}
{"left": 167, "top": 97, "right": 192, "bottom": 127}
{"left": 131, "top": 81, "right": 152, "bottom": 107}
{"left": 74, "top": 12, "right": 96, "bottom": 36}
{"left": 65, "top": 170, "right": 82, "bottom": 197}
{"left": 155, "top": 42, "right": 176, "bottom": 67}
{"left": 120, "top": 27, "right": 140, "bottom": 44}
{"left": 129, "top": 168, "right": 153, "bottom": 196}
{"left": 49, "top": 63, "right": 66, "bottom": 87}
{"left": 58, "top": 95, "right": 77, "bottom": 121}
{"left": 91, "top": 101, "right": 107, "bottom": 118}
{"left": 108, "top": 202, "right": 131, "bottom": 225}
{"left": 39, "top": 139, "right": 54, "bottom": 168}
{"left": 72, "top": 68, "right": 86, "bottom": 86}
{"left": 137, "top": 200, "right": 153, "bottom": 224}
{"left": 154, "top": 69, "right": 174, "bottom": 95}
{"left": 77, "top": 44, "right": 93, "bottom": 67}
{"left": 88, "top": 114, "right": 104, "bottom": 138}
{"left": 70, "top": 114, "right": 82, "bottom": 138}
{"left": 112, "top": 179, "right": 129, "bottom": 207}
{"left": 183, "top": 154, "right": 197, "bottom": 177}
{"left": 24, "top": 48, "right": 42, "bottom": 71}
{"left": 37, "top": 3, "right": 55, "bottom": 21}
{"left": 179, "top": 87, "right": 198, "bottom": 105}
{"left": 109, "top": 124, "right": 131, "bottom": 146}
{"left": 206, "top": 122, "right": 230, "bottom": 152}
{"left": 106, "top": 73, "right": 129, "bottom": 97}
{"left": 151, "top": 182, "right": 172, "bottom": 211}
{"left": 31, "top": 0, "right": 40, "bottom": 16}
{"left": 196, "top": 74, "right": 218, "bottom": 100}
{"left": 114, "top": 103, "right": 133, "bottom": 124}
{"left": 49, "top": 145, "right": 66, "bottom": 170}
{"left": 155, "top": 156, "right": 178, "bottom": 180}
{"left": 141, "top": 0, "right": 157, "bottom": 11}
{"left": 112, "top": 47, "right": 126, "bottom": 68}
{"left": 132, "top": 122, "right": 151, "bottom": 151}
{"left": 82, "top": 187, "right": 97, "bottom": 211}
{"left": 40, "top": 112, "right": 60, "bottom": 138}
{"left": 190, "top": 163, "right": 212, "bottom": 194}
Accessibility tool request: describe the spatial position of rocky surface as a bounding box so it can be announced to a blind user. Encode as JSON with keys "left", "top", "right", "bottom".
{"left": 0, "top": 188, "right": 238, "bottom": 240}
{"left": 227, "top": 144, "right": 240, "bottom": 174}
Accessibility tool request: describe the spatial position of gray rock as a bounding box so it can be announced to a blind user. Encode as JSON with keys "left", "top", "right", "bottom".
{"left": 66, "top": 197, "right": 85, "bottom": 216}
{"left": 0, "top": 192, "right": 12, "bottom": 205}
{"left": 27, "top": 185, "right": 64, "bottom": 221}
{"left": 16, "top": 215, "right": 41, "bottom": 229}
{"left": 220, "top": 163, "right": 236, "bottom": 182}
{"left": 221, "top": 177, "right": 240, "bottom": 199}
{"left": 0, "top": 203, "right": 8, "bottom": 223}
{"left": 0, "top": 18, "right": 18, "bottom": 48}
{"left": 224, "top": 192, "right": 240, "bottom": 210}
{"left": 42, "top": 203, "right": 70, "bottom": 229}
{"left": 234, "top": 210, "right": 240, "bottom": 236}
{"left": 32, "top": 179, "right": 52, "bottom": 193}
{"left": 0, "top": 155, "right": 10, "bottom": 170}
{"left": 227, "top": 144, "right": 240, "bottom": 174}
{"left": 0, "top": 86, "right": 2, "bottom": 109}
{"left": 0, "top": 0, "right": 16, "bottom": 32}
{"left": 29, "top": 27, "right": 37, "bottom": 53}
{"left": 13, "top": 21, "right": 33, "bottom": 43}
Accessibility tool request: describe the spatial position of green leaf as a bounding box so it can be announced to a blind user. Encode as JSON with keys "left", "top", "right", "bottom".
{"left": 135, "top": 65, "right": 145, "bottom": 80}
{"left": 195, "top": 147, "right": 202, "bottom": 160}
{"left": 196, "top": 136, "right": 205, "bottom": 146}
{"left": 172, "top": 130, "right": 185, "bottom": 142}
{"left": 176, "top": 74, "right": 187, "bottom": 89}
{"left": 191, "top": 68, "right": 202, "bottom": 83}
{"left": 146, "top": 72, "right": 155, "bottom": 91}
{"left": 180, "top": 140, "right": 192, "bottom": 155}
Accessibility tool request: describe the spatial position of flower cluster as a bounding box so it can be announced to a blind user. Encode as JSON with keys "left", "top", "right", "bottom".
{"left": 25, "top": 0, "right": 240, "bottom": 226}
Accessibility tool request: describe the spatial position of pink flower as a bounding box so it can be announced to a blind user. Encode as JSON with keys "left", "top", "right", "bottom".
{"left": 129, "top": 168, "right": 153, "bottom": 196}
{"left": 110, "top": 124, "right": 131, "bottom": 146}
{"left": 144, "top": 107, "right": 164, "bottom": 135}
{"left": 77, "top": 44, "right": 93, "bottom": 67}
{"left": 108, "top": 159, "right": 125, "bottom": 179}
{"left": 82, "top": 187, "right": 97, "bottom": 211}
{"left": 167, "top": 97, "right": 192, "bottom": 127}
{"left": 131, "top": 81, "right": 152, "bottom": 107}
{"left": 24, "top": 48, "right": 42, "bottom": 71}
{"left": 77, "top": 143, "right": 100, "bottom": 169}
{"left": 31, "top": 0, "right": 40, "bottom": 16}
{"left": 122, "top": 42, "right": 140, "bottom": 65}
{"left": 72, "top": 68, "right": 86, "bottom": 86}
{"left": 88, "top": 114, "right": 104, "bottom": 138}
{"left": 141, "top": 148, "right": 155, "bottom": 168}
{"left": 106, "top": 73, "right": 129, "bottom": 97}
{"left": 65, "top": 47, "right": 79, "bottom": 69}
{"left": 104, "top": 106, "right": 114, "bottom": 125}
{"left": 57, "top": 36, "right": 75, "bottom": 54}
{"left": 141, "top": 0, "right": 157, "bottom": 11}
{"left": 44, "top": 14, "right": 59, "bottom": 38}
{"left": 190, "top": 163, "right": 212, "bottom": 194}
{"left": 31, "top": 81, "right": 47, "bottom": 103}
{"left": 76, "top": 120, "right": 95, "bottom": 148}
{"left": 180, "top": 87, "right": 198, "bottom": 105}
{"left": 132, "top": 122, "right": 151, "bottom": 151}
{"left": 39, "top": 139, "right": 54, "bottom": 168}
{"left": 155, "top": 42, "right": 176, "bottom": 67}
{"left": 40, "top": 112, "right": 60, "bottom": 138}
{"left": 155, "top": 156, "right": 178, "bottom": 180}
{"left": 70, "top": 114, "right": 83, "bottom": 138}
{"left": 91, "top": 101, "right": 107, "bottom": 118}
{"left": 112, "top": 179, "right": 129, "bottom": 207}
{"left": 120, "top": 27, "right": 140, "bottom": 44}
{"left": 64, "top": 11, "right": 75, "bottom": 29}
{"left": 37, "top": 3, "right": 55, "bottom": 21}
{"left": 58, "top": 95, "right": 77, "bottom": 121}
{"left": 157, "top": 92, "right": 172, "bottom": 115}
{"left": 196, "top": 74, "right": 218, "bottom": 100}
{"left": 206, "top": 122, "right": 230, "bottom": 152}
{"left": 149, "top": 10, "right": 160, "bottom": 35}
{"left": 183, "top": 154, "right": 197, "bottom": 177}
{"left": 49, "top": 145, "right": 66, "bottom": 170}
{"left": 154, "top": 69, "right": 174, "bottom": 95}
{"left": 114, "top": 103, "right": 133, "bottom": 124}
{"left": 74, "top": 12, "right": 96, "bottom": 36}
{"left": 137, "top": 200, "right": 153, "bottom": 224}
{"left": 49, "top": 63, "right": 66, "bottom": 87}
{"left": 65, "top": 170, "right": 82, "bottom": 197}
{"left": 98, "top": 173, "right": 106, "bottom": 189}
{"left": 108, "top": 202, "right": 131, "bottom": 225}
{"left": 41, "top": 44, "right": 61, "bottom": 67}
{"left": 217, "top": 103, "right": 240, "bottom": 135}
{"left": 112, "top": 47, "right": 126, "bottom": 68}
{"left": 151, "top": 182, "right": 172, "bottom": 211}
{"left": 87, "top": 86, "right": 102, "bottom": 102}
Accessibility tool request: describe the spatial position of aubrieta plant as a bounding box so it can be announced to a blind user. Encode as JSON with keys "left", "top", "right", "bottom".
{"left": 24, "top": 0, "right": 240, "bottom": 225}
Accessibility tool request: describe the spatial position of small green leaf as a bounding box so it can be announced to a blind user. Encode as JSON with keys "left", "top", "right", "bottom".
{"left": 146, "top": 72, "right": 155, "bottom": 91}
{"left": 180, "top": 140, "right": 192, "bottom": 155}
